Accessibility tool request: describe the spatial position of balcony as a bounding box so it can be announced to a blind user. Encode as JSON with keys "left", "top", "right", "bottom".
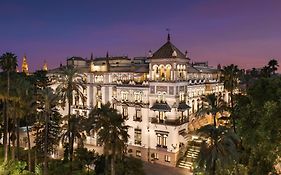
{"left": 150, "top": 117, "right": 189, "bottom": 126}
{"left": 134, "top": 140, "right": 142, "bottom": 145}
{"left": 156, "top": 144, "right": 167, "bottom": 150}
{"left": 133, "top": 116, "right": 142, "bottom": 122}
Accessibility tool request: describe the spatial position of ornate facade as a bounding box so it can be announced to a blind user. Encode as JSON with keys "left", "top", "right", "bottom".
{"left": 52, "top": 35, "right": 224, "bottom": 166}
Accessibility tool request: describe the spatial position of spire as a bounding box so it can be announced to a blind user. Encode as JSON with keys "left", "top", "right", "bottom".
{"left": 43, "top": 60, "right": 48, "bottom": 71}
{"left": 167, "top": 33, "right": 170, "bottom": 42}
{"left": 90, "top": 52, "right": 93, "bottom": 60}
{"left": 106, "top": 51, "right": 110, "bottom": 72}
{"left": 166, "top": 28, "right": 171, "bottom": 42}
{"left": 22, "top": 54, "right": 29, "bottom": 74}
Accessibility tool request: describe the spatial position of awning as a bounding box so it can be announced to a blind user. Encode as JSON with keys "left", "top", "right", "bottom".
{"left": 150, "top": 102, "right": 171, "bottom": 112}
{"left": 177, "top": 102, "right": 191, "bottom": 112}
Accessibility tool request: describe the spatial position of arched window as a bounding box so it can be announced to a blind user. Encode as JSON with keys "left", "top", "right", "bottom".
{"left": 159, "top": 65, "right": 165, "bottom": 81}
{"left": 152, "top": 65, "right": 159, "bottom": 80}
{"left": 165, "top": 64, "right": 171, "bottom": 81}
{"left": 192, "top": 100, "right": 195, "bottom": 114}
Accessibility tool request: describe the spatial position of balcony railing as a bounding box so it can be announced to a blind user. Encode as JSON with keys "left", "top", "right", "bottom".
{"left": 133, "top": 116, "right": 142, "bottom": 122}
{"left": 156, "top": 144, "right": 167, "bottom": 150}
{"left": 150, "top": 116, "right": 189, "bottom": 126}
{"left": 134, "top": 140, "right": 142, "bottom": 145}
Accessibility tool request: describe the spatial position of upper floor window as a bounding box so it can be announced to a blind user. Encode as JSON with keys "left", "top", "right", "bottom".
{"left": 134, "top": 129, "right": 142, "bottom": 145}
{"left": 121, "top": 91, "right": 129, "bottom": 101}
{"left": 134, "top": 91, "right": 142, "bottom": 102}
{"left": 179, "top": 92, "right": 185, "bottom": 102}
{"left": 134, "top": 108, "right": 142, "bottom": 121}
{"left": 122, "top": 106, "right": 128, "bottom": 119}
{"left": 95, "top": 75, "right": 103, "bottom": 83}
{"left": 157, "top": 92, "right": 166, "bottom": 103}
{"left": 157, "top": 134, "right": 167, "bottom": 148}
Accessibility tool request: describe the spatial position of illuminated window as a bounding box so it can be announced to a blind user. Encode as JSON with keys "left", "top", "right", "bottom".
{"left": 179, "top": 92, "right": 185, "bottom": 102}
{"left": 95, "top": 75, "right": 103, "bottom": 83}
{"left": 159, "top": 112, "right": 165, "bottom": 123}
{"left": 154, "top": 153, "right": 159, "bottom": 160}
{"left": 156, "top": 134, "right": 168, "bottom": 148}
{"left": 157, "top": 92, "right": 166, "bottom": 102}
{"left": 121, "top": 91, "right": 128, "bottom": 101}
{"left": 136, "top": 150, "right": 141, "bottom": 157}
{"left": 134, "top": 92, "right": 142, "bottom": 102}
{"left": 164, "top": 155, "right": 171, "bottom": 162}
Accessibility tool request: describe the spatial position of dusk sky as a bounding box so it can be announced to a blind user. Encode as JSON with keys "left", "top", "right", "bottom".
{"left": 0, "top": 0, "right": 280, "bottom": 72}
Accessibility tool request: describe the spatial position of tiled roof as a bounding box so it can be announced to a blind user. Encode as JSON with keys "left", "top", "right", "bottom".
{"left": 150, "top": 102, "right": 171, "bottom": 112}
{"left": 177, "top": 102, "right": 191, "bottom": 112}
{"left": 152, "top": 41, "right": 186, "bottom": 59}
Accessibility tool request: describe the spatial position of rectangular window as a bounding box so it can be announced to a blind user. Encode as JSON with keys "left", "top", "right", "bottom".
{"left": 134, "top": 129, "right": 142, "bottom": 145}
{"left": 154, "top": 153, "right": 159, "bottom": 160}
{"left": 157, "top": 134, "right": 161, "bottom": 147}
{"left": 122, "top": 107, "right": 128, "bottom": 119}
{"left": 134, "top": 108, "right": 142, "bottom": 121}
{"left": 121, "top": 91, "right": 128, "bottom": 101}
{"left": 156, "top": 134, "right": 168, "bottom": 148}
{"left": 179, "top": 92, "right": 185, "bottom": 102}
{"left": 134, "top": 92, "right": 142, "bottom": 102}
{"left": 159, "top": 112, "right": 164, "bottom": 123}
{"left": 136, "top": 150, "right": 141, "bottom": 157}
{"left": 164, "top": 155, "right": 171, "bottom": 162}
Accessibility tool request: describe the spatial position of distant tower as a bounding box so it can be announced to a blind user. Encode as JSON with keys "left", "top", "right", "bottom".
{"left": 106, "top": 51, "right": 110, "bottom": 72}
{"left": 22, "top": 54, "right": 29, "bottom": 74}
{"left": 43, "top": 60, "right": 48, "bottom": 71}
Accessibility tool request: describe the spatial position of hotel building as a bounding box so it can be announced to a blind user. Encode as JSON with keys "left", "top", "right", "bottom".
{"left": 51, "top": 35, "right": 224, "bottom": 167}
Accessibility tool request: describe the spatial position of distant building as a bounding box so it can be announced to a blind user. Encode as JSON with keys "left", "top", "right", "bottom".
{"left": 50, "top": 35, "right": 224, "bottom": 167}
{"left": 22, "top": 54, "right": 29, "bottom": 74}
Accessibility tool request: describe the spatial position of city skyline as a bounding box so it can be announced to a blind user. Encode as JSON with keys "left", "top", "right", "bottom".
{"left": 0, "top": 0, "right": 280, "bottom": 72}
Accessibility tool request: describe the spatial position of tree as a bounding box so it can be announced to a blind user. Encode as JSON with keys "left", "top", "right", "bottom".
{"left": 35, "top": 87, "right": 61, "bottom": 175}
{"left": 56, "top": 66, "right": 86, "bottom": 168}
{"left": 267, "top": 59, "right": 279, "bottom": 75}
{"left": 74, "top": 148, "right": 97, "bottom": 175}
{"left": 60, "top": 114, "right": 86, "bottom": 159}
{"left": 0, "top": 52, "right": 18, "bottom": 162}
{"left": 236, "top": 76, "right": 281, "bottom": 174}
{"left": 30, "top": 70, "right": 52, "bottom": 168}
{"left": 86, "top": 103, "right": 129, "bottom": 175}
{"left": 222, "top": 64, "right": 241, "bottom": 132}
{"left": 196, "top": 125, "right": 240, "bottom": 175}
{"left": 196, "top": 93, "right": 228, "bottom": 175}
{"left": 197, "top": 93, "right": 226, "bottom": 127}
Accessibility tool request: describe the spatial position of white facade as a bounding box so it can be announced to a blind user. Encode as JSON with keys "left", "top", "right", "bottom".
{"left": 51, "top": 37, "right": 224, "bottom": 166}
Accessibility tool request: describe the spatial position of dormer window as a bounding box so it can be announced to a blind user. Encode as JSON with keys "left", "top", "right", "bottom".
{"left": 172, "top": 50, "right": 177, "bottom": 57}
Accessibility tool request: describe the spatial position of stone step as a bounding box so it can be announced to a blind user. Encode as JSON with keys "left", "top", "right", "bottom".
{"left": 178, "top": 162, "right": 193, "bottom": 169}
{"left": 179, "top": 161, "right": 193, "bottom": 166}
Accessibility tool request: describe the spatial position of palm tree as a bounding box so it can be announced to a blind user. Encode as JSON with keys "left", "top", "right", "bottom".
{"left": 267, "top": 59, "right": 279, "bottom": 75}
{"left": 196, "top": 93, "right": 227, "bottom": 175}
{"left": 222, "top": 64, "right": 240, "bottom": 132}
{"left": 61, "top": 114, "right": 86, "bottom": 155}
{"left": 38, "top": 87, "right": 59, "bottom": 175}
{"left": 0, "top": 52, "right": 17, "bottom": 162}
{"left": 196, "top": 125, "right": 240, "bottom": 175}
{"left": 86, "top": 103, "right": 129, "bottom": 175}
{"left": 56, "top": 66, "right": 86, "bottom": 167}
{"left": 197, "top": 93, "right": 226, "bottom": 127}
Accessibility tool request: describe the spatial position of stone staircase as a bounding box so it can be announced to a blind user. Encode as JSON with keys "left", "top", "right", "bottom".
{"left": 177, "top": 141, "right": 201, "bottom": 170}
